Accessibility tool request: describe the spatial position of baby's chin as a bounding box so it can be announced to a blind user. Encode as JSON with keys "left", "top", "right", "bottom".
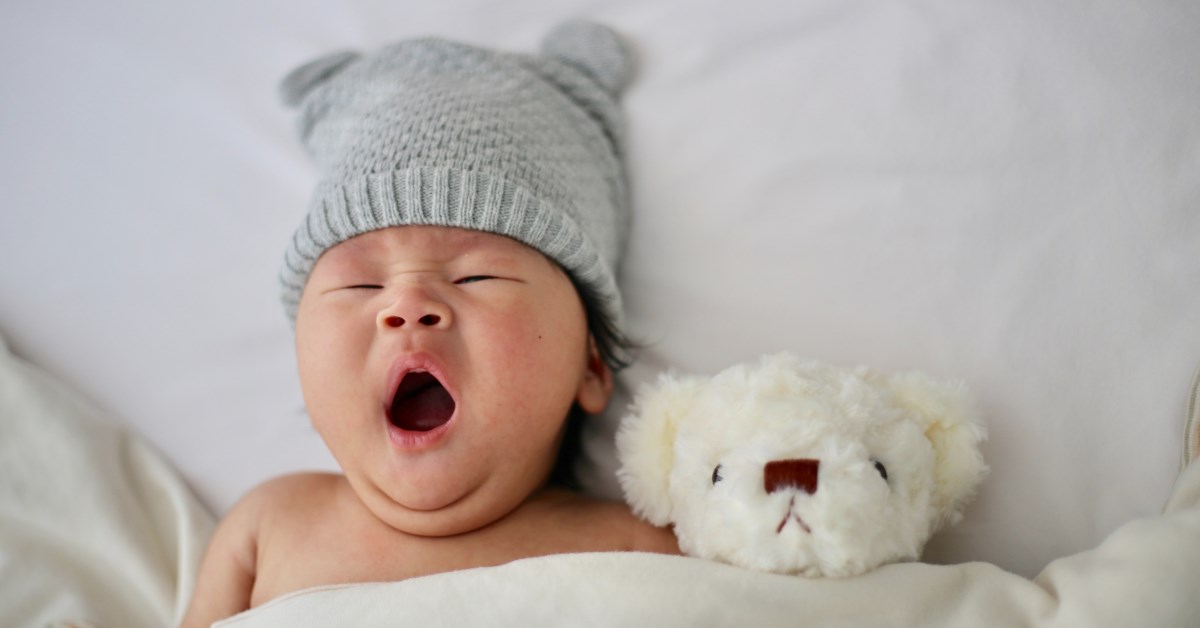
{"left": 355, "top": 469, "right": 546, "bottom": 537}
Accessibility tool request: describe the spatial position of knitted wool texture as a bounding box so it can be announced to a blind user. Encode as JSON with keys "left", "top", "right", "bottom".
{"left": 278, "top": 21, "right": 634, "bottom": 325}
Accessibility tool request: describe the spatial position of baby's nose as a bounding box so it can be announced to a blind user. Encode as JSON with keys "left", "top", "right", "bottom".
{"left": 764, "top": 459, "right": 819, "bottom": 495}
{"left": 382, "top": 313, "right": 446, "bottom": 328}
{"left": 378, "top": 289, "right": 453, "bottom": 330}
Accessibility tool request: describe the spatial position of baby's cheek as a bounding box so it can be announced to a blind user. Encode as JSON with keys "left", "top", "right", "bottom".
{"left": 296, "top": 343, "right": 370, "bottom": 450}
{"left": 304, "top": 384, "right": 352, "bottom": 442}
{"left": 491, "top": 304, "right": 586, "bottom": 372}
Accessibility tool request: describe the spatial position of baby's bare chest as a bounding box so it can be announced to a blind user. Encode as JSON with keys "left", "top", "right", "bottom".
{"left": 249, "top": 514, "right": 497, "bottom": 606}
{"left": 248, "top": 497, "right": 631, "bottom": 608}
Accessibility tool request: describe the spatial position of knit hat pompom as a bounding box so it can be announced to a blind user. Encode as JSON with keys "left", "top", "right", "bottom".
{"left": 278, "top": 21, "right": 635, "bottom": 327}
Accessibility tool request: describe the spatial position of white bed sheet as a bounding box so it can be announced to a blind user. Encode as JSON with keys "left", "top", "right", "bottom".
{"left": 1, "top": 0, "right": 1197, "bottom": 582}
{"left": 0, "top": 331, "right": 211, "bottom": 627}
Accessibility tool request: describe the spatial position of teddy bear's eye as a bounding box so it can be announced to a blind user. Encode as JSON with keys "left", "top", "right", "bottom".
{"left": 712, "top": 464, "right": 723, "bottom": 485}
{"left": 873, "top": 460, "right": 888, "bottom": 481}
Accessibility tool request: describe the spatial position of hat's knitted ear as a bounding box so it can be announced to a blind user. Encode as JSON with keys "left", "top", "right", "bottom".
{"left": 278, "top": 50, "right": 361, "bottom": 108}
{"left": 541, "top": 20, "right": 634, "bottom": 96}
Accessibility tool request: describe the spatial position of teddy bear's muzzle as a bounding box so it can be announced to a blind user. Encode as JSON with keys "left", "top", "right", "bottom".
{"left": 764, "top": 459, "right": 820, "bottom": 495}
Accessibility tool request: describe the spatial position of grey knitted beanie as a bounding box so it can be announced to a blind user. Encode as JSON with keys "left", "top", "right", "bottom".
{"left": 278, "top": 20, "right": 634, "bottom": 326}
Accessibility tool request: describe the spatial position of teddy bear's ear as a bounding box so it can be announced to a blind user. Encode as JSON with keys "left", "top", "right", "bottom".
{"left": 886, "top": 371, "right": 988, "bottom": 531}
{"left": 616, "top": 372, "right": 706, "bottom": 526}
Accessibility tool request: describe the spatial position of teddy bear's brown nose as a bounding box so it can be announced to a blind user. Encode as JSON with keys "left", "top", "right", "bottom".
{"left": 764, "top": 459, "right": 820, "bottom": 495}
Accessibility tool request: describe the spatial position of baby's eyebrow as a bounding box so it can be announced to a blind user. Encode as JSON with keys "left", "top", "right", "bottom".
{"left": 454, "top": 243, "right": 535, "bottom": 267}
{"left": 317, "top": 250, "right": 372, "bottom": 275}
{"left": 316, "top": 237, "right": 376, "bottom": 266}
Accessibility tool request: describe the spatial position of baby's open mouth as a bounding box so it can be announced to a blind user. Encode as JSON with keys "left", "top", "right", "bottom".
{"left": 388, "top": 371, "right": 456, "bottom": 431}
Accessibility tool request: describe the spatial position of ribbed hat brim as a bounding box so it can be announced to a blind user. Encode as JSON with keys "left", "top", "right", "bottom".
{"left": 280, "top": 166, "right": 621, "bottom": 324}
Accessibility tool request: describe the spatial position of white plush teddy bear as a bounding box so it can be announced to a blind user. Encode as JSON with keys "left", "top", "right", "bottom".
{"left": 617, "top": 353, "right": 987, "bottom": 577}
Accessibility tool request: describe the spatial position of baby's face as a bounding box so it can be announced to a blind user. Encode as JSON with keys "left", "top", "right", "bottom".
{"left": 295, "top": 226, "right": 612, "bottom": 536}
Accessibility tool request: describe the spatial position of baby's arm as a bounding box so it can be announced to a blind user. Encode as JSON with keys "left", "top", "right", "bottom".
{"left": 179, "top": 484, "right": 263, "bottom": 627}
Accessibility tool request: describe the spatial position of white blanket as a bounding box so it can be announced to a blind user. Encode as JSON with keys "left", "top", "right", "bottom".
{"left": 0, "top": 332, "right": 213, "bottom": 627}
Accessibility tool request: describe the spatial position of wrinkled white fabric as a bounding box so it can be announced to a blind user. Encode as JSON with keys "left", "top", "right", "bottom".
{"left": 0, "top": 333, "right": 214, "bottom": 628}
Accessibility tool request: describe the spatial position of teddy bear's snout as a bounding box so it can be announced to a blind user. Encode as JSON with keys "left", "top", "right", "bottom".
{"left": 764, "top": 459, "right": 820, "bottom": 495}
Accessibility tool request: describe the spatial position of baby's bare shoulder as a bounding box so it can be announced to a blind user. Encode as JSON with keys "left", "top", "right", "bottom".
{"left": 611, "top": 504, "right": 680, "bottom": 555}
{"left": 536, "top": 490, "right": 680, "bottom": 555}
{"left": 243, "top": 472, "right": 342, "bottom": 512}
{"left": 214, "top": 473, "right": 341, "bottom": 545}
{"left": 219, "top": 472, "right": 338, "bottom": 528}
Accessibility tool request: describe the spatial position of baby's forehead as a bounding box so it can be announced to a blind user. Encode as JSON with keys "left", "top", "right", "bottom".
{"left": 322, "top": 225, "right": 556, "bottom": 268}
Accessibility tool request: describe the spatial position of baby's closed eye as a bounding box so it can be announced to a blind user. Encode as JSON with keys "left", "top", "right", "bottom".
{"left": 454, "top": 275, "right": 498, "bottom": 284}
{"left": 335, "top": 276, "right": 498, "bottom": 290}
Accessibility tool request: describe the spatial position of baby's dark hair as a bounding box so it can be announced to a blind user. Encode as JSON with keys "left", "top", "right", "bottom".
{"left": 547, "top": 275, "right": 638, "bottom": 489}
{"left": 572, "top": 275, "right": 636, "bottom": 373}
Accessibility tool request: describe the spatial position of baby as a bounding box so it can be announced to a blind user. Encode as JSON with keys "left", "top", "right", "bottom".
{"left": 182, "top": 21, "right": 678, "bottom": 626}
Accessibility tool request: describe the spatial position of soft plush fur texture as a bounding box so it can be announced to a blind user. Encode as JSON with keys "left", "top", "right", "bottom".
{"left": 617, "top": 353, "right": 987, "bottom": 577}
